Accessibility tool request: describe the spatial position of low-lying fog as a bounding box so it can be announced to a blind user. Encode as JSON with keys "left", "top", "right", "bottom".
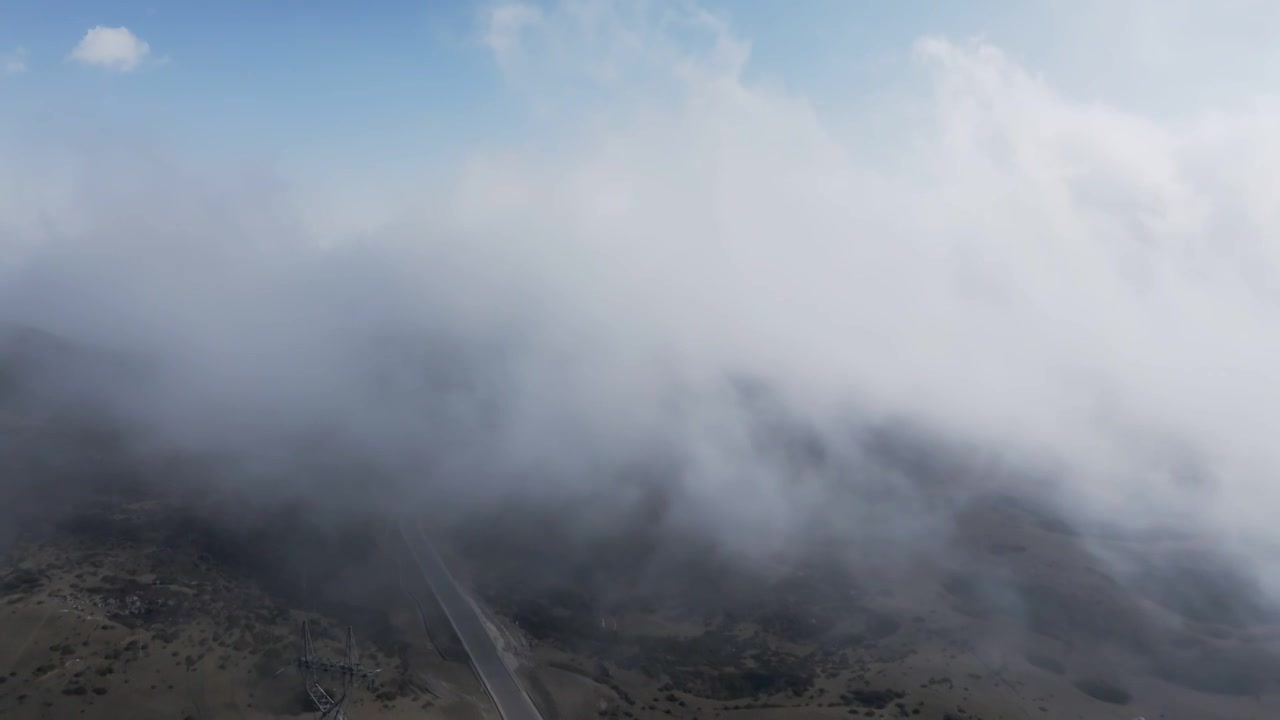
{"left": 4, "top": 4, "right": 1280, "bottom": 705}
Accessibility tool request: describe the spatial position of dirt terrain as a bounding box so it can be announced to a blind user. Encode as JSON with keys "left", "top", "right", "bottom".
{"left": 6, "top": 475, "right": 1280, "bottom": 720}
{"left": 447, "top": 497, "right": 1280, "bottom": 720}
{"left": 6, "top": 326, "right": 1280, "bottom": 720}
{"left": 0, "top": 497, "right": 496, "bottom": 720}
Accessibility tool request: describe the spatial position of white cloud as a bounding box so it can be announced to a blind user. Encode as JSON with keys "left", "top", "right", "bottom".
{"left": 484, "top": 3, "right": 542, "bottom": 73}
{"left": 4, "top": 47, "right": 27, "bottom": 75}
{"left": 458, "top": 7, "right": 1280, "bottom": 552}
{"left": 69, "top": 26, "right": 151, "bottom": 72}
{"left": 8, "top": 1, "right": 1280, "bottom": 569}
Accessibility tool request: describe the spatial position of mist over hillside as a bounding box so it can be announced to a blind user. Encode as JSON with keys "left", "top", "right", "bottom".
{"left": 5, "top": 3, "right": 1280, "bottom": 718}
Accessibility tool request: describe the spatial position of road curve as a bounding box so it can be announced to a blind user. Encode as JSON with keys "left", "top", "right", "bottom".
{"left": 398, "top": 519, "right": 545, "bottom": 720}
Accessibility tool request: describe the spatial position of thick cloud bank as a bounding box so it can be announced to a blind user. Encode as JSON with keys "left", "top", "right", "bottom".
{"left": 4, "top": 4, "right": 1280, "bottom": 579}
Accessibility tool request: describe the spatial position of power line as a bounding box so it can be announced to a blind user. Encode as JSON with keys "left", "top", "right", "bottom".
{"left": 294, "top": 620, "right": 382, "bottom": 720}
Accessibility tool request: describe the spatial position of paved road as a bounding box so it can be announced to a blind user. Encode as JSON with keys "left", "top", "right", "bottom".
{"left": 399, "top": 519, "right": 545, "bottom": 720}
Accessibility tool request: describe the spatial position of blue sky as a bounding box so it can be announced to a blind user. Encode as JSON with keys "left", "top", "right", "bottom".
{"left": 3, "top": 1, "right": 1279, "bottom": 186}
{"left": 1, "top": 2, "right": 512, "bottom": 173}
{"left": 0, "top": 2, "right": 1046, "bottom": 169}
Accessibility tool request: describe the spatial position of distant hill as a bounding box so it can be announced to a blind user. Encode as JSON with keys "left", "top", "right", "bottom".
{"left": 0, "top": 322, "right": 146, "bottom": 423}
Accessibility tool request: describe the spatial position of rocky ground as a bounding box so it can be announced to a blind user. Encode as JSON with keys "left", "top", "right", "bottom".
{"left": 0, "top": 497, "right": 496, "bottom": 720}
{"left": 6, "top": 326, "right": 1280, "bottom": 720}
{"left": 6, "top": 481, "right": 1280, "bottom": 719}
{"left": 445, "top": 496, "right": 1280, "bottom": 720}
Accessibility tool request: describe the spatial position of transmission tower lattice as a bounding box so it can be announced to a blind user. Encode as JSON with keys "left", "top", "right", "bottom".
{"left": 295, "top": 620, "right": 382, "bottom": 719}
